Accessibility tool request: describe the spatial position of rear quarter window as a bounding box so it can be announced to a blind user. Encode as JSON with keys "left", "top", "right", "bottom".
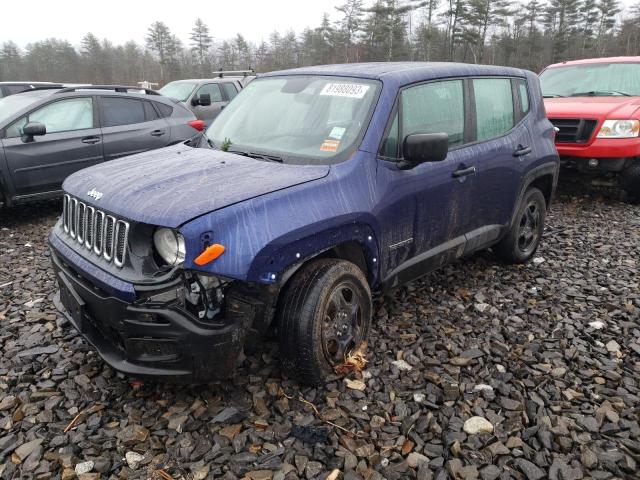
{"left": 515, "top": 79, "right": 530, "bottom": 115}
{"left": 154, "top": 102, "right": 174, "bottom": 118}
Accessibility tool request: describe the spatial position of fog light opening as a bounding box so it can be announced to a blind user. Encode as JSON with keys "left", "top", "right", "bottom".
{"left": 588, "top": 158, "right": 599, "bottom": 168}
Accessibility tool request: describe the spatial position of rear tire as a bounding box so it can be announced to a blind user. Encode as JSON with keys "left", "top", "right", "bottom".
{"left": 621, "top": 161, "right": 640, "bottom": 204}
{"left": 494, "top": 187, "right": 546, "bottom": 264}
{"left": 277, "top": 259, "right": 371, "bottom": 386}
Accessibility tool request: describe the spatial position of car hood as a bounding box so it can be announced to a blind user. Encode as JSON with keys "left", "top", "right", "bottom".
{"left": 544, "top": 97, "right": 640, "bottom": 119}
{"left": 63, "top": 144, "right": 330, "bottom": 228}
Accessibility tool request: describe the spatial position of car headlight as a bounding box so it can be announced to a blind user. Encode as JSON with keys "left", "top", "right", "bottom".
{"left": 153, "top": 228, "right": 186, "bottom": 266}
{"left": 597, "top": 120, "right": 640, "bottom": 138}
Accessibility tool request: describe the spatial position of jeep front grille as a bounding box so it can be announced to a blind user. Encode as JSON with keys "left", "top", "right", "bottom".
{"left": 550, "top": 118, "right": 598, "bottom": 144}
{"left": 62, "top": 194, "right": 130, "bottom": 267}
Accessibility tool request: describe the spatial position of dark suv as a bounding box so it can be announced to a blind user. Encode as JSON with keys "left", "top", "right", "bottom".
{"left": 49, "top": 63, "right": 559, "bottom": 385}
{"left": 0, "top": 85, "right": 201, "bottom": 206}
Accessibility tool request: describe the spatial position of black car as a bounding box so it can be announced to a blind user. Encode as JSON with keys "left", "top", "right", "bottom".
{"left": 0, "top": 81, "right": 62, "bottom": 98}
{"left": 0, "top": 85, "right": 202, "bottom": 207}
{"left": 159, "top": 71, "right": 255, "bottom": 124}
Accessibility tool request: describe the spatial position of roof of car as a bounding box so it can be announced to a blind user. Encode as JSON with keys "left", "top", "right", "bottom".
{"left": 0, "top": 81, "right": 60, "bottom": 85}
{"left": 9, "top": 89, "right": 59, "bottom": 98}
{"left": 261, "top": 62, "right": 529, "bottom": 83}
{"left": 546, "top": 56, "right": 640, "bottom": 69}
{"left": 166, "top": 78, "right": 244, "bottom": 83}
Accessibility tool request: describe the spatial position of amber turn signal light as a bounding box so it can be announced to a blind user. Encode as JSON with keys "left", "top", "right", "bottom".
{"left": 194, "top": 244, "right": 225, "bottom": 266}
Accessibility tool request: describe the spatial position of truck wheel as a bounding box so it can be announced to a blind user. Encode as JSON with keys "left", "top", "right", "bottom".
{"left": 278, "top": 259, "right": 371, "bottom": 385}
{"left": 621, "top": 161, "right": 640, "bottom": 204}
{"left": 494, "top": 187, "right": 546, "bottom": 264}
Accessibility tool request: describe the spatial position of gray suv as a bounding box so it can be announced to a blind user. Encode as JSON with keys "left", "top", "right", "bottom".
{"left": 159, "top": 71, "right": 255, "bottom": 124}
{"left": 0, "top": 85, "right": 200, "bottom": 207}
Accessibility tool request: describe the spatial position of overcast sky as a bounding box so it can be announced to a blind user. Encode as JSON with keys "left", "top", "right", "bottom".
{"left": 0, "top": 0, "right": 344, "bottom": 48}
{"left": 1, "top": 0, "right": 637, "bottom": 49}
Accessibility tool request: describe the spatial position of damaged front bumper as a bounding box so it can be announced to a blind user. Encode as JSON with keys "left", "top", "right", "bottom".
{"left": 50, "top": 246, "right": 260, "bottom": 383}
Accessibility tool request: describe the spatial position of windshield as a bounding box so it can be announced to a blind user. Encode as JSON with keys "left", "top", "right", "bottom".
{"left": 159, "top": 81, "right": 198, "bottom": 102}
{"left": 540, "top": 63, "right": 640, "bottom": 97}
{"left": 0, "top": 94, "right": 42, "bottom": 124}
{"left": 206, "top": 75, "right": 381, "bottom": 165}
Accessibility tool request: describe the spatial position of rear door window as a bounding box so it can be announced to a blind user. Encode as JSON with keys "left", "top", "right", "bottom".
{"left": 101, "top": 97, "right": 146, "bottom": 127}
{"left": 143, "top": 101, "right": 159, "bottom": 120}
{"left": 222, "top": 83, "right": 238, "bottom": 100}
{"left": 196, "top": 84, "right": 223, "bottom": 102}
{"left": 401, "top": 80, "right": 465, "bottom": 147}
{"left": 473, "top": 78, "right": 515, "bottom": 141}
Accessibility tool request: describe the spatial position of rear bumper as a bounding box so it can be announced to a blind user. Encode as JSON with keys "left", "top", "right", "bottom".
{"left": 50, "top": 247, "right": 253, "bottom": 383}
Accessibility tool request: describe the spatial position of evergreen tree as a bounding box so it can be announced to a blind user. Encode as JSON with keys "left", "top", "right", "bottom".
{"left": 146, "top": 21, "right": 173, "bottom": 82}
{"left": 190, "top": 18, "right": 213, "bottom": 76}
{"left": 336, "top": 0, "right": 366, "bottom": 62}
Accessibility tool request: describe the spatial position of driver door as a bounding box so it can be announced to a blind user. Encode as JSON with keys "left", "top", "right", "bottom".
{"left": 190, "top": 83, "right": 227, "bottom": 124}
{"left": 377, "top": 79, "right": 476, "bottom": 285}
{"left": 1, "top": 97, "right": 103, "bottom": 196}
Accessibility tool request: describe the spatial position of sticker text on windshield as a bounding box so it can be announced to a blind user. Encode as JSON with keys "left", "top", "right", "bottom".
{"left": 320, "top": 83, "right": 370, "bottom": 99}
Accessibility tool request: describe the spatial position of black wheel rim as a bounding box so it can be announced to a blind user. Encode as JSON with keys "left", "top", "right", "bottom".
{"left": 321, "top": 281, "right": 364, "bottom": 366}
{"left": 517, "top": 201, "right": 540, "bottom": 255}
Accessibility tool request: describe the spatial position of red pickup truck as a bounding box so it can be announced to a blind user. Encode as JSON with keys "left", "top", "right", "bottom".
{"left": 540, "top": 56, "right": 640, "bottom": 201}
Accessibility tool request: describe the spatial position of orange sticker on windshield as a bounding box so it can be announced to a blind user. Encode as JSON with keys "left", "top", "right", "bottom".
{"left": 321, "top": 139, "right": 340, "bottom": 152}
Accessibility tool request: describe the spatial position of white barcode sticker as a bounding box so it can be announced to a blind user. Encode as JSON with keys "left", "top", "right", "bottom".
{"left": 320, "top": 83, "right": 370, "bottom": 99}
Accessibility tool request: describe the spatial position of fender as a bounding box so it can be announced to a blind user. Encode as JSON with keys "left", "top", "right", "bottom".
{"left": 247, "top": 221, "right": 381, "bottom": 287}
{"left": 508, "top": 161, "right": 559, "bottom": 229}
{"left": 0, "top": 142, "right": 13, "bottom": 207}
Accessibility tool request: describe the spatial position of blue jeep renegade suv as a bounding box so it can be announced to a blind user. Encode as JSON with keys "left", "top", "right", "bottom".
{"left": 49, "top": 63, "right": 559, "bottom": 384}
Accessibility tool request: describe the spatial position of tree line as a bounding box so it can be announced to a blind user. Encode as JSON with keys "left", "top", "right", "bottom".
{"left": 1, "top": 0, "right": 639, "bottom": 87}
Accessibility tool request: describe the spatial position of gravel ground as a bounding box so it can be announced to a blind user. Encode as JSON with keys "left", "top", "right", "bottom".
{"left": 0, "top": 184, "right": 639, "bottom": 480}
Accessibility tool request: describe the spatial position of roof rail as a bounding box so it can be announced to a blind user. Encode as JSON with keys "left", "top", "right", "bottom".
{"left": 28, "top": 85, "right": 66, "bottom": 92}
{"left": 55, "top": 85, "right": 161, "bottom": 95}
{"left": 214, "top": 69, "right": 254, "bottom": 78}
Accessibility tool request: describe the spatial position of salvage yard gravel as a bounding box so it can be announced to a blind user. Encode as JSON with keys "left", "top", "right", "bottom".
{"left": 0, "top": 186, "right": 638, "bottom": 479}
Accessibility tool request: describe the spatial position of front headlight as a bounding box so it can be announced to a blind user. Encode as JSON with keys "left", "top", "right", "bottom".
{"left": 597, "top": 120, "right": 640, "bottom": 138}
{"left": 153, "top": 228, "right": 186, "bottom": 266}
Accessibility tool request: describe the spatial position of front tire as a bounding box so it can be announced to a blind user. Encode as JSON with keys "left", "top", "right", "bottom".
{"left": 494, "top": 187, "right": 546, "bottom": 264}
{"left": 621, "top": 161, "right": 640, "bottom": 204}
{"left": 277, "top": 259, "right": 372, "bottom": 385}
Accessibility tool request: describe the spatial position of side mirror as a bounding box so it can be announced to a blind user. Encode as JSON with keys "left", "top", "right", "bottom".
{"left": 400, "top": 133, "right": 449, "bottom": 169}
{"left": 198, "top": 93, "right": 212, "bottom": 106}
{"left": 22, "top": 122, "right": 46, "bottom": 141}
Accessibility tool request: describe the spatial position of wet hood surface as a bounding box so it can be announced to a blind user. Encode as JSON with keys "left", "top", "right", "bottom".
{"left": 63, "top": 144, "right": 330, "bottom": 228}
{"left": 544, "top": 97, "right": 640, "bottom": 119}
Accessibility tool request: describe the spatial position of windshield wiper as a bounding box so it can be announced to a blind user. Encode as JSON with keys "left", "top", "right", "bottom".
{"left": 228, "top": 149, "right": 283, "bottom": 163}
{"left": 543, "top": 93, "right": 565, "bottom": 98}
{"left": 570, "top": 90, "right": 632, "bottom": 97}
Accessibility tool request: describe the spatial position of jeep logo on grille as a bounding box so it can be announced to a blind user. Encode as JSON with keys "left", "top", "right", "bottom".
{"left": 87, "top": 188, "right": 103, "bottom": 201}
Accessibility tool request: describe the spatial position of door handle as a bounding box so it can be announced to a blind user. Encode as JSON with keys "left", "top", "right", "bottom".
{"left": 513, "top": 145, "right": 532, "bottom": 157}
{"left": 150, "top": 130, "right": 166, "bottom": 137}
{"left": 81, "top": 136, "right": 101, "bottom": 144}
{"left": 452, "top": 166, "right": 476, "bottom": 178}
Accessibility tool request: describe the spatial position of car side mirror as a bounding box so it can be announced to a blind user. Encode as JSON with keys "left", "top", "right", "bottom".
{"left": 22, "top": 122, "right": 46, "bottom": 141}
{"left": 400, "top": 133, "right": 449, "bottom": 169}
{"left": 198, "top": 93, "right": 212, "bottom": 106}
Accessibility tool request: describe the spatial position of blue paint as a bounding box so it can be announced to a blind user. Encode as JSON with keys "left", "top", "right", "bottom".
{"left": 55, "top": 62, "right": 558, "bottom": 299}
